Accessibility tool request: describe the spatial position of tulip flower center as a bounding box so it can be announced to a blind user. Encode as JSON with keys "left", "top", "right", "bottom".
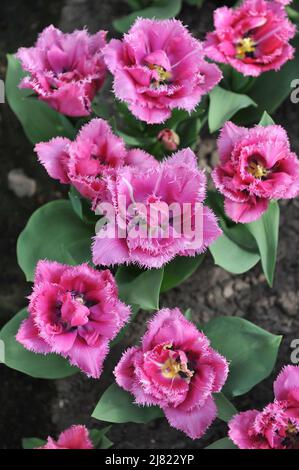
{"left": 282, "top": 422, "right": 299, "bottom": 449}
{"left": 161, "top": 344, "right": 194, "bottom": 381}
{"left": 247, "top": 160, "right": 268, "bottom": 179}
{"left": 148, "top": 64, "right": 172, "bottom": 87}
{"left": 236, "top": 37, "right": 256, "bottom": 59}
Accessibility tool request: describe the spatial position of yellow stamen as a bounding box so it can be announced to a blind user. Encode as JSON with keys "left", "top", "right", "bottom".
{"left": 148, "top": 64, "right": 172, "bottom": 86}
{"left": 236, "top": 37, "right": 256, "bottom": 60}
{"left": 287, "top": 423, "right": 298, "bottom": 435}
{"left": 161, "top": 358, "right": 182, "bottom": 379}
{"left": 248, "top": 161, "right": 268, "bottom": 179}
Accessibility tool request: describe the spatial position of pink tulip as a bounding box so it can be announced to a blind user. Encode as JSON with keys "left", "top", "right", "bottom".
{"left": 115, "top": 308, "right": 229, "bottom": 440}
{"left": 17, "top": 26, "right": 107, "bottom": 116}
{"left": 229, "top": 366, "right": 299, "bottom": 449}
{"left": 17, "top": 261, "right": 131, "bottom": 379}
{"left": 103, "top": 18, "right": 222, "bottom": 124}
{"left": 212, "top": 122, "right": 299, "bottom": 223}
{"left": 205, "top": 0, "right": 296, "bottom": 77}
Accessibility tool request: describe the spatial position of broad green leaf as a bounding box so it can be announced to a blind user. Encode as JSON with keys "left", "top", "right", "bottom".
{"left": 235, "top": 35, "right": 299, "bottom": 124}
{"left": 207, "top": 191, "right": 260, "bottom": 274}
{"left": 247, "top": 201, "right": 280, "bottom": 287}
{"left": 160, "top": 255, "right": 204, "bottom": 293}
{"left": 206, "top": 438, "right": 237, "bottom": 449}
{"left": 0, "top": 309, "right": 78, "bottom": 379}
{"left": 116, "top": 266, "right": 164, "bottom": 310}
{"left": 113, "top": 0, "right": 182, "bottom": 33}
{"left": 258, "top": 111, "right": 275, "bottom": 127}
{"left": 6, "top": 55, "right": 75, "bottom": 144}
{"left": 203, "top": 316, "right": 282, "bottom": 398}
{"left": 208, "top": 86, "right": 256, "bottom": 133}
{"left": 89, "top": 427, "right": 113, "bottom": 449}
{"left": 209, "top": 232, "right": 260, "bottom": 274}
{"left": 22, "top": 438, "right": 46, "bottom": 449}
{"left": 214, "top": 393, "right": 237, "bottom": 423}
{"left": 17, "top": 200, "right": 94, "bottom": 282}
{"left": 92, "top": 383, "right": 163, "bottom": 424}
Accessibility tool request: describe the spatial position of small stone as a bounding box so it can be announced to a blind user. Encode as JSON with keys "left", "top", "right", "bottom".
{"left": 8, "top": 169, "right": 37, "bottom": 197}
{"left": 223, "top": 283, "right": 234, "bottom": 299}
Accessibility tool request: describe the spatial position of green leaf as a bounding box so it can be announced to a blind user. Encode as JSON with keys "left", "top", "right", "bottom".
{"left": 258, "top": 111, "right": 275, "bottom": 127}
{"left": 203, "top": 316, "right": 282, "bottom": 398}
{"left": 208, "top": 86, "right": 257, "bottom": 133}
{"left": 214, "top": 393, "right": 237, "bottom": 423}
{"left": 176, "top": 116, "right": 202, "bottom": 149}
{"left": 206, "top": 438, "right": 237, "bottom": 449}
{"left": 184, "top": 308, "right": 193, "bottom": 321}
{"left": 89, "top": 427, "right": 113, "bottom": 449}
{"left": 116, "top": 266, "right": 164, "bottom": 310}
{"left": 207, "top": 191, "right": 260, "bottom": 274}
{"left": 113, "top": 0, "right": 182, "bottom": 33}
{"left": 185, "top": 0, "right": 205, "bottom": 6}
{"left": 68, "top": 187, "right": 98, "bottom": 225}
{"left": 0, "top": 309, "right": 78, "bottom": 379}
{"left": 6, "top": 55, "right": 75, "bottom": 144}
{"left": 160, "top": 255, "right": 205, "bottom": 293}
{"left": 246, "top": 201, "right": 280, "bottom": 287}
{"left": 22, "top": 438, "right": 46, "bottom": 449}
{"left": 209, "top": 232, "right": 260, "bottom": 275}
{"left": 17, "top": 200, "right": 94, "bottom": 282}
{"left": 235, "top": 35, "right": 299, "bottom": 124}
{"left": 92, "top": 383, "right": 163, "bottom": 424}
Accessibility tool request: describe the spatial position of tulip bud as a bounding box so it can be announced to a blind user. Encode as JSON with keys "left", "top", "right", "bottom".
{"left": 158, "top": 129, "right": 180, "bottom": 152}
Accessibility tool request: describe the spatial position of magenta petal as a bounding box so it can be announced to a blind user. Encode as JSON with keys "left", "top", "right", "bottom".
{"left": 164, "top": 396, "right": 217, "bottom": 440}
{"left": 125, "top": 149, "right": 159, "bottom": 170}
{"left": 274, "top": 365, "right": 299, "bottom": 402}
{"left": 57, "top": 425, "right": 93, "bottom": 449}
{"left": 224, "top": 197, "right": 269, "bottom": 223}
{"left": 114, "top": 346, "right": 140, "bottom": 392}
{"left": 68, "top": 337, "right": 109, "bottom": 379}
{"left": 16, "top": 317, "right": 51, "bottom": 354}
{"left": 228, "top": 410, "right": 259, "bottom": 449}
{"left": 92, "top": 231, "right": 130, "bottom": 266}
{"left": 34, "top": 137, "right": 71, "bottom": 183}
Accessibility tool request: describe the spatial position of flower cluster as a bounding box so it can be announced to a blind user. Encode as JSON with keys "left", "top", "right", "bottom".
{"left": 229, "top": 366, "right": 299, "bottom": 449}
{"left": 212, "top": 122, "right": 299, "bottom": 223}
{"left": 205, "top": 0, "right": 296, "bottom": 77}
{"left": 17, "top": 26, "right": 107, "bottom": 116}
{"left": 17, "top": 261, "right": 131, "bottom": 378}
{"left": 115, "top": 308, "right": 229, "bottom": 439}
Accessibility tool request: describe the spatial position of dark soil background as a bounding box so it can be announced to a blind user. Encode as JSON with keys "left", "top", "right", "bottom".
{"left": 0, "top": 0, "right": 298, "bottom": 449}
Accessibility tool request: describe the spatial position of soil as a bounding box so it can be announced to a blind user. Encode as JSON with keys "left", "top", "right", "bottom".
{"left": 0, "top": 0, "right": 298, "bottom": 449}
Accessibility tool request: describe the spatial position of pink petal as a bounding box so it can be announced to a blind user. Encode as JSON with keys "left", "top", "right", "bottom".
{"left": 114, "top": 346, "right": 140, "bottom": 392}
{"left": 68, "top": 337, "right": 109, "bottom": 379}
{"left": 228, "top": 410, "right": 259, "bottom": 449}
{"left": 34, "top": 137, "right": 71, "bottom": 184}
{"left": 224, "top": 197, "right": 269, "bottom": 223}
{"left": 57, "top": 425, "right": 93, "bottom": 449}
{"left": 16, "top": 317, "right": 51, "bottom": 354}
{"left": 274, "top": 365, "right": 299, "bottom": 401}
{"left": 163, "top": 396, "right": 217, "bottom": 440}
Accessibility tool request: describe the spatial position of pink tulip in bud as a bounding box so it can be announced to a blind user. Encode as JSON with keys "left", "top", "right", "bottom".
{"left": 158, "top": 129, "right": 180, "bottom": 152}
